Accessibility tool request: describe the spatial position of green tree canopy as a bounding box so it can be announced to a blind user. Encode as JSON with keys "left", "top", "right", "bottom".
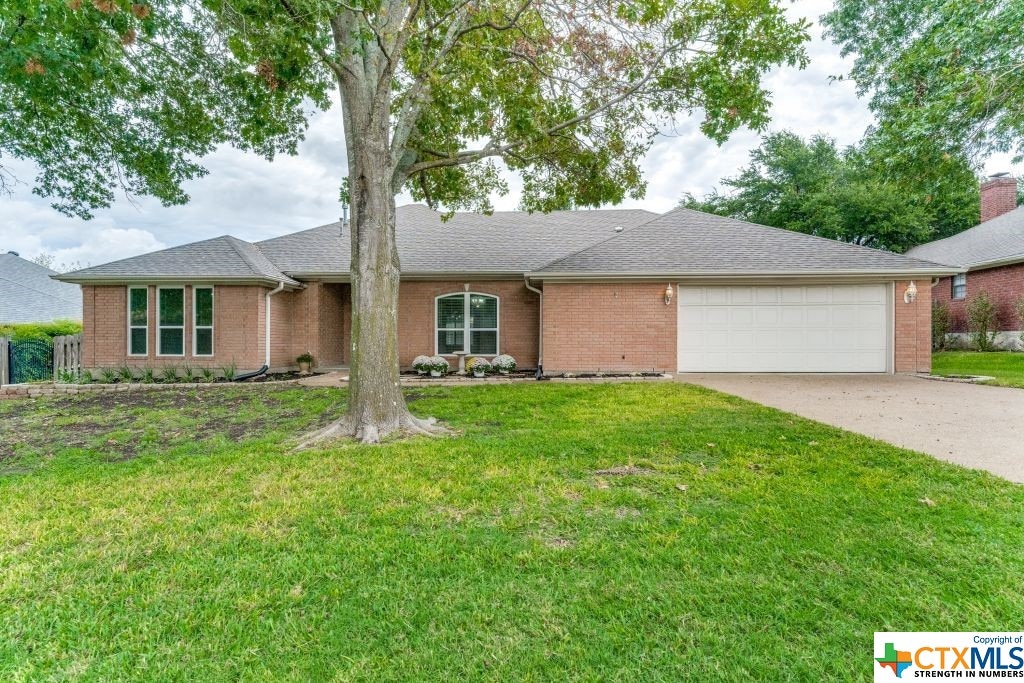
{"left": 680, "top": 131, "right": 978, "bottom": 252}
{"left": 822, "top": 0, "right": 1024, "bottom": 166}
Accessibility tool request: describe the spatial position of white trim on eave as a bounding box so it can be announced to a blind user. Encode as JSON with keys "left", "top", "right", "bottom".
{"left": 527, "top": 268, "right": 962, "bottom": 283}
{"left": 964, "top": 253, "right": 1024, "bottom": 272}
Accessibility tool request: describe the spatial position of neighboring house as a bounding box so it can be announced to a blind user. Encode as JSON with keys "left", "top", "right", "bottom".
{"left": 908, "top": 174, "right": 1024, "bottom": 349}
{"left": 0, "top": 251, "right": 82, "bottom": 324}
{"left": 54, "top": 205, "right": 954, "bottom": 375}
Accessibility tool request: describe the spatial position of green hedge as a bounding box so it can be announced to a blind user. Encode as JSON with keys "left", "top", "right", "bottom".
{"left": 0, "top": 320, "right": 82, "bottom": 341}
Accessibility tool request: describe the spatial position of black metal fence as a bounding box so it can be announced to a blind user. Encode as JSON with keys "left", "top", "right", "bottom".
{"left": 1, "top": 337, "right": 55, "bottom": 384}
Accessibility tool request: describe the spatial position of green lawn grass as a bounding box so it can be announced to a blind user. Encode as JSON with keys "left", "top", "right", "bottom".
{"left": 932, "top": 351, "right": 1024, "bottom": 388}
{"left": 1, "top": 383, "right": 1022, "bottom": 680}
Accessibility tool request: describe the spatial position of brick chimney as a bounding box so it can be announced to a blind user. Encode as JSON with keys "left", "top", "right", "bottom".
{"left": 980, "top": 173, "right": 1018, "bottom": 222}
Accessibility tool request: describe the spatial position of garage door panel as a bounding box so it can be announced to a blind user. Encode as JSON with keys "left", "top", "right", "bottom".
{"left": 706, "top": 288, "right": 730, "bottom": 304}
{"left": 678, "top": 285, "right": 889, "bottom": 373}
{"left": 780, "top": 288, "right": 805, "bottom": 303}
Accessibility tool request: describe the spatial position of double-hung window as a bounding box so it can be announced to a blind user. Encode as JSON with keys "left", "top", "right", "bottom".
{"left": 193, "top": 287, "right": 214, "bottom": 356}
{"left": 128, "top": 287, "right": 148, "bottom": 356}
{"left": 951, "top": 273, "right": 967, "bottom": 300}
{"left": 158, "top": 287, "right": 185, "bottom": 356}
{"left": 436, "top": 293, "right": 498, "bottom": 355}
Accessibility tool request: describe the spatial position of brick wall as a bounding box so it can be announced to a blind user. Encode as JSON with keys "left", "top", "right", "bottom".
{"left": 81, "top": 284, "right": 264, "bottom": 371}
{"left": 542, "top": 283, "right": 676, "bottom": 373}
{"left": 933, "top": 264, "right": 1024, "bottom": 333}
{"left": 397, "top": 281, "right": 540, "bottom": 369}
{"left": 894, "top": 279, "right": 932, "bottom": 373}
{"left": 980, "top": 176, "right": 1018, "bottom": 222}
{"left": 319, "top": 283, "right": 348, "bottom": 367}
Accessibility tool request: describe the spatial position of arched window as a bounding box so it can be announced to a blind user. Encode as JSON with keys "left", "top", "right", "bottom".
{"left": 436, "top": 293, "right": 499, "bottom": 355}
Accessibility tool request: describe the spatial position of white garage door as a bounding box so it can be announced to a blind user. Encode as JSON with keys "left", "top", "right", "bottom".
{"left": 677, "top": 284, "right": 889, "bottom": 373}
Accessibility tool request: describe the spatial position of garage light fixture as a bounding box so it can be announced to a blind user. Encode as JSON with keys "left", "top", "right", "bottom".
{"left": 664, "top": 283, "right": 673, "bottom": 305}
{"left": 904, "top": 281, "right": 918, "bottom": 304}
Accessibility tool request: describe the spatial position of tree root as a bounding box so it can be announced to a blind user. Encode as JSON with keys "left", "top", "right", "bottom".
{"left": 294, "top": 413, "right": 449, "bottom": 450}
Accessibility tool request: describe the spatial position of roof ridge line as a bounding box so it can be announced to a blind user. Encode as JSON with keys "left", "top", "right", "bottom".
{"left": 223, "top": 235, "right": 268, "bottom": 278}
{"left": 530, "top": 209, "right": 668, "bottom": 272}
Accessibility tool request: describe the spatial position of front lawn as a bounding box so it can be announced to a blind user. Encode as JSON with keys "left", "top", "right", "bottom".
{"left": 932, "top": 351, "right": 1024, "bottom": 388}
{"left": 1, "top": 383, "right": 1022, "bottom": 680}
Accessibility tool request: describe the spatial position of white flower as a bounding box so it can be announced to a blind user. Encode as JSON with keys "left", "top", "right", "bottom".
{"left": 491, "top": 354, "right": 516, "bottom": 371}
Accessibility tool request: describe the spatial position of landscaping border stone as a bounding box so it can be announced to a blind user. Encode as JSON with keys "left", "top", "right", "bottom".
{"left": 0, "top": 377, "right": 303, "bottom": 400}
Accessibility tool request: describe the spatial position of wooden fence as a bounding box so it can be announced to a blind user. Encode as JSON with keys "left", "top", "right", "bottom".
{"left": 0, "top": 337, "right": 8, "bottom": 385}
{"left": 53, "top": 334, "right": 82, "bottom": 378}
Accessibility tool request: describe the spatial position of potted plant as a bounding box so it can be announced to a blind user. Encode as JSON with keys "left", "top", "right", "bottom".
{"left": 466, "top": 357, "right": 491, "bottom": 378}
{"left": 491, "top": 354, "right": 517, "bottom": 375}
{"left": 428, "top": 356, "right": 449, "bottom": 377}
{"left": 297, "top": 352, "right": 314, "bottom": 374}
{"left": 412, "top": 355, "right": 432, "bottom": 375}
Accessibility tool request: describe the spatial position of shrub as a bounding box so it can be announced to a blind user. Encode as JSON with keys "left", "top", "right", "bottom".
{"left": 181, "top": 364, "right": 196, "bottom": 382}
{"left": 201, "top": 366, "right": 216, "bottom": 383}
{"left": 0, "top": 319, "right": 82, "bottom": 341}
{"left": 412, "top": 355, "right": 432, "bottom": 373}
{"left": 466, "top": 357, "right": 491, "bottom": 375}
{"left": 161, "top": 366, "right": 179, "bottom": 383}
{"left": 296, "top": 352, "right": 314, "bottom": 365}
{"left": 118, "top": 365, "right": 135, "bottom": 383}
{"left": 57, "top": 369, "right": 77, "bottom": 384}
{"left": 100, "top": 368, "right": 118, "bottom": 384}
{"left": 220, "top": 362, "right": 237, "bottom": 381}
{"left": 77, "top": 370, "right": 94, "bottom": 384}
{"left": 491, "top": 354, "right": 517, "bottom": 373}
{"left": 931, "top": 301, "right": 951, "bottom": 351}
{"left": 967, "top": 292, "right": 999, "bottom": 351}
{"left": 141, "top": 367, "right": 156, "bottom": 384}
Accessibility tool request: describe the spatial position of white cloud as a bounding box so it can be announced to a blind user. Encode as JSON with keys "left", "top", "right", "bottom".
{"left": 0, "top": 0, "right": 1019, "bottom": 265}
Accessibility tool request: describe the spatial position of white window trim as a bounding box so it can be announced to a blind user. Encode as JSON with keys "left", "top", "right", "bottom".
{"left": 157, "top": 286, "right": 186, "bottom": 357}
{"left": 434, "top": 292, "right": 500, "bottom": 356}
{"left": 952, "top": 273, "right": 967, "bottom": 300}
{"left": 127, "top": 286, "right": 148, "bottom": 357}
{"left": 192, "top": 285, "right": 214, "bottom": 357}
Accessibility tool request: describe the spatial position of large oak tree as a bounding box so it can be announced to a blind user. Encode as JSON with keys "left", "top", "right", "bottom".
{"left": 2, "top": 0, "right": 809, "bottom": 442}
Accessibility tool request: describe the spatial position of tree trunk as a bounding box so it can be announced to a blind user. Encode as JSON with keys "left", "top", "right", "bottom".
{"left": 344, "top": 121, "right": 409, "bottom": 442}
{"left": 298, "top": 53, "right": 442, "bottom": 447}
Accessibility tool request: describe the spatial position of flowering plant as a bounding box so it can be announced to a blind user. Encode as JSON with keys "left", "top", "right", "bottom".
{"left": 466, "top": 357, "right": 491, "bottom": 375}
{"left": 491, "top": 354, "right": 516, "bottom": 373}
{"left": 412, "top": 355, "right": 432, "bottom": 373}
{"left": 428, "top": 356, "right": 450, "bottom": 374}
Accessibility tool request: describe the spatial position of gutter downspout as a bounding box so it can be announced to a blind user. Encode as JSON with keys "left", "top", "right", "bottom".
{"left": 523, "top": 275, "right": 544, "bottom": 378}
{"left": 235, "top": 280, "right": 285, "bottom": 381}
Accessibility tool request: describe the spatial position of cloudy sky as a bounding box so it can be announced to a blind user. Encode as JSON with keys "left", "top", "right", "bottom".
{"left": 1, "top": 0, "right": 1019, "bottom": 269}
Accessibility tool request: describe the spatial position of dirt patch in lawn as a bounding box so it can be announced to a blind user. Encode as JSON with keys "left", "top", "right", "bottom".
{"left": 0, "top": 386, "right": 343, "bottom": 471}
{"left": 593, "top": 465, "right": 658, "bottom": 476}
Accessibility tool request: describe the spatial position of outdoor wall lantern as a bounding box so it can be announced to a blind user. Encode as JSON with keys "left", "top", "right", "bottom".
{"left": 904, "top": 281, "right": 918, "bottom": 304}
{"left": 664, "top": 283, "right": 674, "bottom": 306}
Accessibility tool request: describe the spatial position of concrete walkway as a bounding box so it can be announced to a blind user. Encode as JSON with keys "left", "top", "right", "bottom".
{"left": 679, "top": 373, "right": 1024, "bottom": 483}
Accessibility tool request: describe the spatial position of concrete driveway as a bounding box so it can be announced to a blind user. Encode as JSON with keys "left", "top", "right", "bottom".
{"left": 679, "top": 373, "right": 1024, "bottom": 483}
